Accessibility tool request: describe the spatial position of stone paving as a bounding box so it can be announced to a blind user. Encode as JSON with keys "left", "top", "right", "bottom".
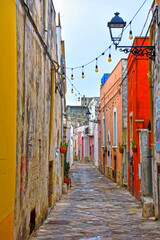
{"left": 30, "top": 162, "right": 160, "bottom": 240}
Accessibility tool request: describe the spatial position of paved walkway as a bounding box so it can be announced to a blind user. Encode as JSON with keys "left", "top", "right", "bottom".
{"left": 30, "top": 162, "right": 160, "bottom": 240}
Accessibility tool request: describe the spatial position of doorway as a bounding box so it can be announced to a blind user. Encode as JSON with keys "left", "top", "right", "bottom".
{"left": 107, "top": 132, "right": 110, "bottom": 167}
{"left": 129, "top": 156, "right": 134, "bottom": 195}
{"left": 114, "top": 155, "right": 117, "bottom": 182}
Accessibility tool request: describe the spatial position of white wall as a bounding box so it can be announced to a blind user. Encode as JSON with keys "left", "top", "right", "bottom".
{"left": 66, "top": 121, "right": 73, "bottom": 167}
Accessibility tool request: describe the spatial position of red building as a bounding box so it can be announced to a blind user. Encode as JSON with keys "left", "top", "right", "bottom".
{"left": 127, "top": 37, "right": 151, "bottom": 200}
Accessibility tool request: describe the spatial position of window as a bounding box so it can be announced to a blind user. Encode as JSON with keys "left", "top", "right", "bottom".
{"left": 113, "top": 108, "right": 117, "bottom": 146}
{"left": 103, "top": 116, "right": 105, "bottom": 146}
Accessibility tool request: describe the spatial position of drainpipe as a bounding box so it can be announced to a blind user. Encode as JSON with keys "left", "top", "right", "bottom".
{"left": 44, "top": 0, "right": 48, "bottom": 43}
{"left": 148, "top": 24, "right": 154, "bottom": 161}
{"left": 49, "top": 66, "right": 55, "bottom": 157}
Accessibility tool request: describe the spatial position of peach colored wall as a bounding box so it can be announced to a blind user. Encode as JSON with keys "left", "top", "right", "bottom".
{"left": 100, "top": 60, "right": 123, "bottom": 174}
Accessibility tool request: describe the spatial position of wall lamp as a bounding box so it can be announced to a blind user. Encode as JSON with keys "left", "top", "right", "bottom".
{"left": 86, "top": 109, "right": 100, "bottom": 124}
{"left": 86, "top": 109, "right": 91, "bottom": 121}
{"left": 107, "top": 11, "right": 157, "bottom": 60}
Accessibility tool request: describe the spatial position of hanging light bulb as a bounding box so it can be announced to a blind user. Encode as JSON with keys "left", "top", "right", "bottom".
{"left": 71, "top": 68, "right": 74, "bottom": 80}
{"left": 78, "top": 96, "right": 80, "bottom": 102}
{"left": 108, "top": 53, "right": 112, "bottom": 62}
{"left": 62, "top": 72, "right": 65, "bottom": 79}
{"left": 108, "top": 46, "right": 112, "bottom": 62}
{"left": 71, "top": 88, "right": 73, "bottom": 94}
{"left": 95, "top": 58, "right": 98, "bottom": 72}
{"left": 82, "top": 66, "right": 85, "bottom": 78}
{"left": 129, "top": 22, "right": 133, "bottom": 40}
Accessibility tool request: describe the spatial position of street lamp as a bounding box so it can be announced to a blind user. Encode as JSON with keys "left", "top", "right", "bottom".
{"left": 86, "top": 109, "right": 91, "bottom": 121}
{"left": 107, "top": 11, "right": 156, "bottom": 60}
{"left": 107, "top": 12, "right": 126, "bottom": 49}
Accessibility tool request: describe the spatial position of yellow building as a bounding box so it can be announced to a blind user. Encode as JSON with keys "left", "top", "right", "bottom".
{"left": 0, "top": 0, "right": 17, "bottom": 239}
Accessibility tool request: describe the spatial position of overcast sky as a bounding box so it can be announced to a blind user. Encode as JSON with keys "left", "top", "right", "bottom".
{"left": 53, "top": 0, "right": 153, "bottom": 106}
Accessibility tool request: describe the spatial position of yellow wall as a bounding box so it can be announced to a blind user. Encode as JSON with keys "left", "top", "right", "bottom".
{"left": 0, "top": 0, "right": 17, "bottom": 239}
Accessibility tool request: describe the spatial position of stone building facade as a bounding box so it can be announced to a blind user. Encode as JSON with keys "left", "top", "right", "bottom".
{"left": 66, "top": 106, "right": 89, "bottom": 128}
{"left": 14, "top": 1, "right": 65, "bottom": 239}
{"left": 151, "top": 0, "right": 160, "bottom": 219}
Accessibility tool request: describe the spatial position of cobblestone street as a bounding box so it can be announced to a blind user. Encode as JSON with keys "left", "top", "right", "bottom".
{"left": 30, "top": 162, "right": 160, "bottom": 240}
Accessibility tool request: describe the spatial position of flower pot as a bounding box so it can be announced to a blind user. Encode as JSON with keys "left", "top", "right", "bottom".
{"left": 132, "top": 147, "right": 137, "bottom": 153}
{"left": 64, "top": 177, "right": 69, "bottom": 187}
{"left": 60, "top": 147, "right": 66, "bottom": 154}
{"left": 119, "top": 148, "right": 123, "bottom": 153}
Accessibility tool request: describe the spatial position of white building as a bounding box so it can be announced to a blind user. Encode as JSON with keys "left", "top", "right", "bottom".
{"left": 66, "top": 121, "right": 74, "bottom": 167}
{"left": 88, "top": 98, "right": 100, "bottom": 166}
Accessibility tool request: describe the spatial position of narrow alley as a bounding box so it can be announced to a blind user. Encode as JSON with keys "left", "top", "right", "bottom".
{"left": 30, "top": 162, "right": 160, "bottom": 240}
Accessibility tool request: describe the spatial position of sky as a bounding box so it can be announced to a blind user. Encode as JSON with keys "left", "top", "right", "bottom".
{"left": 53, "top": 0, "right": 153, "bottom": 106}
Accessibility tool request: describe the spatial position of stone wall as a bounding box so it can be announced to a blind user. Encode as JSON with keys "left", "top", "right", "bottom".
{"left": 66, "top": 106, "right": 89, "bottom": 128}
{"left": 14, "top": 1, "right": 62, "bottom": 239}
{"left": 152, "top": 2, "right": 160, "bottom": 218}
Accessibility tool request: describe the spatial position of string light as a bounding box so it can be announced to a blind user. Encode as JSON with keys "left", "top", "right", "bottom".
{"left": 64, "top": 0, "right": 147, "bottom": 73}
{"left": 71, "top": 68, "right": 74, "bottom": 80}
{"left": 95, "top": 58, "right": 99, "bottom": 72}
{"left": 82, "top": 66, "right": 85, "bottom": 78}
{"left": 66, "top": 75, "right": 83, "bottom": 98}
{"left": 78, "top": 93, "right": 81, "bottom": 102}
{"left": 71, "top": 87, "right": 74, "bottom": 93}
{"left": 129, "top": 21, "right": 133, "bottom": 40}
{"left": 62, "top": 72, "right": 65, "bottom": 79}
{"left": 108, "top": 46, "right": 112, "bottom": 62}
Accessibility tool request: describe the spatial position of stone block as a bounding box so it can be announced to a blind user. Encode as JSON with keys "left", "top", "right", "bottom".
{"left": 142, "top": 197, "right": 154, "bottom": 218}
{"left": 62, "top": 184, "right": 68, "bottom": 194}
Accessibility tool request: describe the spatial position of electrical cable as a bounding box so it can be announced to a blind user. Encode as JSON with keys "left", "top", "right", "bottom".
{"left": 66, "top": 75, "right": 83, "bottom": 96}
{"left": 20, "top": 0, "right": 60, "bottom": 71}
{"left": 65, "top": 0, "right": 149, "bottom": 70}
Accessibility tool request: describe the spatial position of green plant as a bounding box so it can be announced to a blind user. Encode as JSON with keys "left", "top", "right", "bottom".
{"left": 130, "top": 138, "right": 137, "bottom": 148}
{"left": 119, "top": 143, "right": 124, "bottom": 149}
{"left": 60, "top": 138, "right": 69, "bottom": 149}
{"left": 64, "top": 160, "right": 70, "bottom": 177}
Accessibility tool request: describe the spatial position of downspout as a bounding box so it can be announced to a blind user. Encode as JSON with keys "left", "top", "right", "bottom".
{"left": 44, "top": 0, "right": 48, "bottom": 43}
{"left": 148, "top": 24, "right": 154, "bottom": 161}
{"left": 49, "top": 66, "right": 55, "bottom": 157}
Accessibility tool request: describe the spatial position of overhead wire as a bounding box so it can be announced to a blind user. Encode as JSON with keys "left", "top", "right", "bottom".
{"left": 64, "top": 0, "right": 149, "bottom": 71}
{"left": 66, "top": 0, "right": 150, "bottom": 101}
{"left": 67, "top": 0, "right": 152, "bottom": 101}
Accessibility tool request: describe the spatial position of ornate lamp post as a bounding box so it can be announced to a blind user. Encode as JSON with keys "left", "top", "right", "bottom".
{"left": 107, "top": 12, "right": 126, "bottom": 49}
{"left": 107, "top": 12, "right": 156, "bottom": 60}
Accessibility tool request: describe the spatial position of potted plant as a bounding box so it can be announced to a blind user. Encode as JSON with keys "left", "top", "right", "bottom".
{"left": 130, "top": 138, "right": 137, "bottom": 153}
{"left": 64, "top": 160, "right": 70, "bottom": 187}
{"left": 60, "top": 139, "right": 69, "bottom": 154}
{"left": 103, "top": 147, "right": 107, "bottom": 153}
{"left": 119, "top": 143, "right": 124, "bottom": 153}
{"left": 64, "top": 156, "right": 71, "bottom": 188}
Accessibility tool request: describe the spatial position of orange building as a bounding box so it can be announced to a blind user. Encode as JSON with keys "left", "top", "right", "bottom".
{"left": 100, "top": 59, "right": 128, "bottom": 186}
